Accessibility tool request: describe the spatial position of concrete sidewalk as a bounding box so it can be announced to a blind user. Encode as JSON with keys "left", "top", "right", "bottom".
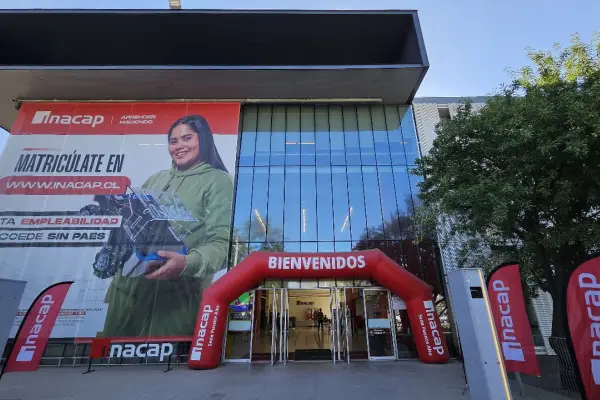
{"left": 0, "top": 361, "right": 573, "bottom": 400}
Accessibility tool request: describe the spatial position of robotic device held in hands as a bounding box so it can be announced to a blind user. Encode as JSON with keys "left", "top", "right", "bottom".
{"left": 80, "top": 187, "right": 198, "bottom": 279}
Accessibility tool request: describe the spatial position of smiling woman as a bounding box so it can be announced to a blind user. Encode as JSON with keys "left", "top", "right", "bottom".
{"left": 101, "top": 114, "right": 234, "bottom": 338}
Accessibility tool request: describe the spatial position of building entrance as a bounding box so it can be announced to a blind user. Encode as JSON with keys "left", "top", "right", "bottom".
{"left": 223, "top": 286, "right": 400, "bottom": 364}
{"left": 190, "top": 250, "right": 449, "bottom": 370}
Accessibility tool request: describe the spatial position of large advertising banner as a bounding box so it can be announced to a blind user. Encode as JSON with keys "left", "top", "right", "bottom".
{"left": 567, "top": 256, "right": 600, "bottom": 400}
{"left": 0, "top": 102, "right": 240, "bottom": 340}
{"left": 486, "top": 264, "right": 540, "bottom": 376}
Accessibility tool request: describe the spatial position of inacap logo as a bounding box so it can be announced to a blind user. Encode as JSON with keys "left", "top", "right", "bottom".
{"left": 31, "top": 111, "right": 104, "bottom": 128}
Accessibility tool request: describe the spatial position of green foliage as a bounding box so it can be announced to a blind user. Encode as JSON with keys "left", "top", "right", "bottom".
{"left": 415, "top": 34, "right": 600, "bottom": 336}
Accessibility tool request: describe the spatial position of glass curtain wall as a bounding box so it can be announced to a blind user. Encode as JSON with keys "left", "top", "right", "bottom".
{"left": 229, "top": 104, "right": 442, "bottom": 294}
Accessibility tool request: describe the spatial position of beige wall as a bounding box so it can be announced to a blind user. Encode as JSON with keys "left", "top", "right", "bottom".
{"left": 288, "top": 295, "right": 331, "bottom": 325}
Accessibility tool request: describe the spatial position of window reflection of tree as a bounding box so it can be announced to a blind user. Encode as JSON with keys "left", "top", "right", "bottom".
{"left": 229, "top": 220, "right": 285, "bottom": 267}
{"left": 353, "top": 193, "right": 449, "bottom": 332}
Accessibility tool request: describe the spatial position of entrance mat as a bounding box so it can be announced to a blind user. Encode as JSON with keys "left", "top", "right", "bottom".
{"left": 349, "top": 351, "right": 369, "bottom": 359}
{"left": 250, "top": 353, "right": 271, "bottom": 361}
{"left": 294, "top": 349, "right": 333, "bottom": 361}
{"left": 249, "top": 353, "right": 294, "bottom": 361}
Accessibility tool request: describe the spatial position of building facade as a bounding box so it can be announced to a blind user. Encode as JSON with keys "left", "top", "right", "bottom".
{"left": 0, "top": 9, "right": 457, "bottom": 368}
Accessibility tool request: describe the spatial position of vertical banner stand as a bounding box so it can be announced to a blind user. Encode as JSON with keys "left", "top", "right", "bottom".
{"left": 461, "top": 358, "right": 469, "bottom": 395}
{"left": 514, "top": 372, "right": 525, "bottom": 397}
{"left": 164, "top": 354, "right": 173, "bottom": 373}
{"left": 83, "top": 341, "right": 109, "bottom": 375}
{"left": 83, "top": 356, "right": 95, "bottom": 374}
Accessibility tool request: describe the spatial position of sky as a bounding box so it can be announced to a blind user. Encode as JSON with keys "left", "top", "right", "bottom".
{"left": 0, "top": 0, "right": 598, "bottom": 150}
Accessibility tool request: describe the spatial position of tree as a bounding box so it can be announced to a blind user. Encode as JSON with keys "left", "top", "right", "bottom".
{"left": 415, "top": 34, "right": 600, "bottom": 341}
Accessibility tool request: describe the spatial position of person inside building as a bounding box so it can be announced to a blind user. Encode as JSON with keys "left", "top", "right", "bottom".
{"left": 100, "top": 114, "right": 233, "bottom": 337}
{"left": 317, "top": 308, "right": 324, "bottom": 331}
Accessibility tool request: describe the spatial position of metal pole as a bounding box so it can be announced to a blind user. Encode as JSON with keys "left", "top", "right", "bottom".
{"left": 336, "top": 289, "right": 341, "bottom": 362}
{"left": 514, "top": 372, "right": 525, "bottom": 397}
{"left": 344, "top": 289, "right": 350, "bottom": 364}
{"left": 363, "top": 290, "right": 372, "bottom": 360}
{"left": 388, "top": 291, "right": 399, "bottom": 360}
{"left": 249, "top": 291, "right": 256, "bottom": 363}
{"left": 271, "top": 289, "right": 275, "bottom": 366}
{"left": 284, "top": 288, "right": 289, "bottom": 365}
{"left": 330, "top": 288, "right": 336, "bottom": 364}
{"left": 279, "top": 289, "right": 283, "bottom": 363}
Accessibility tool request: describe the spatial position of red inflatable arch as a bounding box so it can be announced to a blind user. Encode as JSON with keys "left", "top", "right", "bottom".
{"left": 188, "top": 249, "right": 450, "bottom": 369}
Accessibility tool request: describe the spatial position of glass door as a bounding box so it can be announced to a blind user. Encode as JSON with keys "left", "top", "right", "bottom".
{"left": 281, "top": 288, "right": 289, "bottom": 365}
{"left": 363, "top": 289, "right": 396, "bottom": 360}
{"left": 332, "top": 288, "right": 351, "bottom": 364}
{"left": 270, "top": 288, "right": 280, "bottom": 365}
{"left": 329, "top": 288, "right": 337, "bottom": 364}
{"left": 270, "top": 288, "right": 289, "bottom": 365}
{"left": 223, "top": 292, "right": 255, "bottom": 363}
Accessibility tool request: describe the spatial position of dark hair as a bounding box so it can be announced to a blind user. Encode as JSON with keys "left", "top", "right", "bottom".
{"left": 168, "top": 115, "right": 228, "bottom": 173}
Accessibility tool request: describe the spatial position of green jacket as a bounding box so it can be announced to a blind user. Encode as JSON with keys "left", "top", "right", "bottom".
{"left": 101, "top": 162, "right": 233, "bottom": 337}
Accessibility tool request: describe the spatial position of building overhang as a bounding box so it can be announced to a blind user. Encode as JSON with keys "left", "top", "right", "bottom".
{"left": 0, "top": 9, "right": 429, "bottom": 131}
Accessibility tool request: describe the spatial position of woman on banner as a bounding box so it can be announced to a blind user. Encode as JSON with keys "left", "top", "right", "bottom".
{"left": 101, "top": 115, "right": 233, "bottom": 337}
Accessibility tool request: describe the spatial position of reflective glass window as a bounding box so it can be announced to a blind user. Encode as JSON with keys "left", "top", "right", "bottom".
{"left": 346, "top": 166, "right": 367, "bottom": 242}
{"left": 401, "top": 107, "right": 420, "bottom": 165}
{"left": 255, "top": 106, "right": 271, "bottom": 166}
{"left": 329, "top": 106, "right": 346, "bottom": 165}
{"left": 315, "top": 105, "right": 331, "bottom": 166}
{"left": 300, "top": 242, "right": 318, "bottom": 252}
{"left": 384, "top": 105, "right": 406, "bottom": 165}
{"left": 331, "top": 166, "right": 351, "bottom": 241}
{"left": 419, "top": 241, "right": 443, "bottom": 293}
{"left": 403, "top": 240, "right": 423, "bottom": 278}
{"left": 409, "top": 170, "right": 424, "bottom": 208}
{"left": 233, "top": 104, "right": 432, "bottom": 281}
{"left": 270, "top": 105, "right": 286, "bottom": 165}
{"left": 392, "top": 166, "right": 413, "bottom": 216}
{"left": 286, "top": 106, "right": 301, "bottom": 165}
{"left": 334, "top": 241, "right": 352, "bottom": 252}
{"left": 301, "top": 166, "right": 317, "bottom": 241}
{"left": 343, "top": 106, "right": 361, "bottom": 165}
{"left": 239, "top": 106, "right": 257, "bottom": 166}
{"left": 316, "top": 166, "right": 334, "bottom": 241}
{"left": 362, "top": 166, "right": 384, "bottom": 238}
{"left": 285, "top": 242, "right": 301, "bottom": 252}
{"left": 317, "top": 242, "right": 335, "bottom": 252}
{"left": 268, "top": 166, "right": 285, "bottom": 242}
{"left": 249, "top": 167, "right": 269, "bottom": 242}
{"left": 371, "top": 105, "right": 391, "bottom": 165}
{"left": 284, "top": 166, "right": 301, "bottom": 241}
{"left": 229, "top": 241, "right": 250, "bottom": 267}
{"left": 377, "top": 166, "right": 400, "bottom": 239}
{"left": 233, "top": 167, "right": 254, "bottom": 243}
{"left": 357, "top": 105, "right": 376, "bottom": 165}
{"left": 300, "top": 106, "right": 316, "bottom": 165}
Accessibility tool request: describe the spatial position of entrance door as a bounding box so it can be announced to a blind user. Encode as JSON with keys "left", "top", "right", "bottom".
{"left": 268, "top": 288, "right": 289, "bottom": 365}
{"left": 270, "top": 288, "right": 280, "bottom": 365}
{"left": 363, "top": 289, "right": 397, "bottom": 360}
{"left": 332, "top": 288, "right": 351, "bottom": 364}
{"left": 329, "top": 288, "right": 336, "bottom": 364}
{"left": 223, "top": 292, "right": 255, "bottom": 363}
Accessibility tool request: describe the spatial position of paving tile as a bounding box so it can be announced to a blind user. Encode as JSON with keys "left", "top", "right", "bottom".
{"left": 0, "top": 361, "right": 572, "bottom": 400}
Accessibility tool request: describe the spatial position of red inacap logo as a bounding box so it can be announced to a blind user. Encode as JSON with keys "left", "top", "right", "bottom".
{"left": 490, "top": 279, "right": 524, "bottom": 362}
{"left": 578, "top": 273, "right": 600, "bottom": 384}
{"left": 15, "top": 294, "right": 56, "bottom": 362}
{"left": 31, "top": 111, "right": 104, "bottom": 128}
